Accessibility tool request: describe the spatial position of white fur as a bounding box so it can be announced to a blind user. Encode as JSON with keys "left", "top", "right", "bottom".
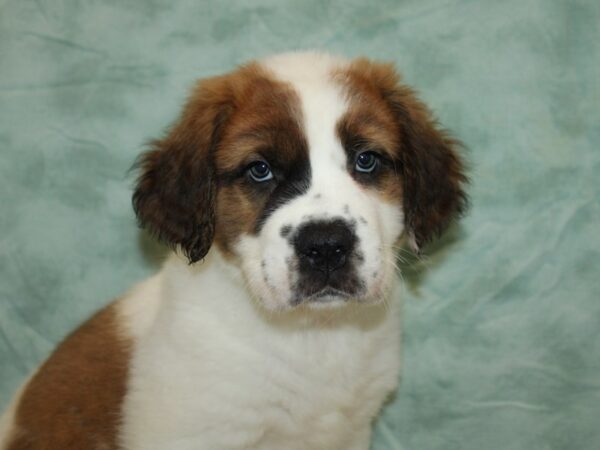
{"left": 119, "top": 251, "right": 401, "bottom": 450}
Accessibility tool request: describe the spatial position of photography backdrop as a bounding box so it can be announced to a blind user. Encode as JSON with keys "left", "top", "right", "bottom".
{"left": 1, "top": 1, "right": 599, "bottom": 449}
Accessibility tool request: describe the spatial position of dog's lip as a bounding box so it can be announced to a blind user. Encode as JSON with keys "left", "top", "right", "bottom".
{"left": 304, "top": 287, "right": 353, "bottom": 302}
{"left": 290, "top": 283, "right": 362, "bottom": 306}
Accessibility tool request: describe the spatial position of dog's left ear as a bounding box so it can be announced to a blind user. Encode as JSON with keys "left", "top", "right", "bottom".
{"left": 391, "top": 85, "right": 468, "bottom": 250}
{"left": 352, "top": 60, "right": 468, "bottom": 250}
{"left": 132, "top": 75, "right": 233, "bottom": 263}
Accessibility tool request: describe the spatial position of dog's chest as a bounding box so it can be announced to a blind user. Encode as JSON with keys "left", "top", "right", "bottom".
{"left": 119, "top": 281, "right": 401, "bottom": 450}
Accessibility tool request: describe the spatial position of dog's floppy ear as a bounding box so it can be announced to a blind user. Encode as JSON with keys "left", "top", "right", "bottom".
{"left": 133, "top": 76, "right": 232, "bottom": 263}
{"left": 391, "top": 84, "right": 468, "bottom": 250}
{"left": 354, "top": 60, "right": 468, "bottom": 250}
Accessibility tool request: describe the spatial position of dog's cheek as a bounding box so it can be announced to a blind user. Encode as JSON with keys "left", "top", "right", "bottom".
{"left": 235, "top": 235, "right": 269, "bottom": 302}
{"left": 213, "top": 185, "right": 261, "bottom": 257}
{"left": 377, "top": 199, "right": 405, "bottom": 292}
{"left": 214, "top": 186, "right": 280, "bottom": 306}
{"left": 376, "top": 196, "right": 405, "bottom": 249}
{"left": 355, "top": 196, "right": 404, "bottom": 298}
{"left": 235, "top": 234, "right": 293, "bottom": 311}
{"left": 216, "top": 183, "right": 297, "bottom": 310}
{"left": 266, "top": 227, "right": 296, "bottom": 304}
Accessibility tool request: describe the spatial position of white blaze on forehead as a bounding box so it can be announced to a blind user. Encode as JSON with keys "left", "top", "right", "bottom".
{"left": 261, "top": 52, "right": 350, "bottom": 185}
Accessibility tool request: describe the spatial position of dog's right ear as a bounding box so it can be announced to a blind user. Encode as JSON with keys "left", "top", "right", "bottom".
{"left": 132, "top": 76, "right": 233, "bottom": 263}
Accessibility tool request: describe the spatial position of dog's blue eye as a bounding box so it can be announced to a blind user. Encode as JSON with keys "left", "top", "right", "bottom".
{"left": 355, "top": 152, "right": 379, "bottom": 173}
{"left": 248, "top": 161, "right": 273, "bottom": 182}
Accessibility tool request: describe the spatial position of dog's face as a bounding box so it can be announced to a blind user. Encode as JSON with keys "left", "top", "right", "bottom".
{"left": 133, "top": 53, "right": 467, "bottom": 311}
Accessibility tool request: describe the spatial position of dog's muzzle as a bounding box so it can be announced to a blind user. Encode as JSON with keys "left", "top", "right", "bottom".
{"left": 292, "top": 219, "right": 362, "bottom": 304}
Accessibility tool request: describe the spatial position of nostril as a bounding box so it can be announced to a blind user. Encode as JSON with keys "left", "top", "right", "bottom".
{"left": 307, "top": 248, "right": 320, "bottom": 258}
{"left": 330, "top": 246, "right": 348, "bottom": 271}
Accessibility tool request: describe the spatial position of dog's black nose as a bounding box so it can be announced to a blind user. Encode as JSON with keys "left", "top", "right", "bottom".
{"left": 294, "top": 219, "right": 356, "bottom": 274}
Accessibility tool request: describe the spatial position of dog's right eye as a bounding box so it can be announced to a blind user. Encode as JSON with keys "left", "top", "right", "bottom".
{"left": 355, "top": 151, "right": 380, "bottom": 173}
{"left": 248, "top": 161, "right": 274, "bottom": 182}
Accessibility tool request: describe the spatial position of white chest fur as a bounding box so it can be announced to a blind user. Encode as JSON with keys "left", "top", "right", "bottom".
{"left": 118, "top": 252, "right": 401, "bottom": 450}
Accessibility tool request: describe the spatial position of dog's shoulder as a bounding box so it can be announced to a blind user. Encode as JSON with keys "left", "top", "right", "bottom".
{"left": 0, "top": 276, "right": 162, "bottom": 450}
{"left": 1, "top": 302, "right": 127, "bottom": 449}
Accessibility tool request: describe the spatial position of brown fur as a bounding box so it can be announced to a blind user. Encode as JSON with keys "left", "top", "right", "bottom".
{"left": 5, "top": 304, "right": 130, "bottom": 450}
{"left": 337, "top": 59, "right": 468, "bottom": 248}
{"left": 335, "top": 94, "right": 404, "bottom": 203}
{"left": 214, "top": 71, "right": 307, "bottom": 254}
{"left": 133, "top": 63, "right": 307, "bottom": 261}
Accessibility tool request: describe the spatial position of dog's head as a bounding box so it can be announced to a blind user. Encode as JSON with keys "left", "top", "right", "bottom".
{"left": 133, "top": 52, "right": 467, "bottom": 311}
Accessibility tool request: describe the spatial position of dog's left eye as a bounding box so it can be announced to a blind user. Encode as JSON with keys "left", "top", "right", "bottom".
{"left": 248, "top": 161, "right": 274, "bottom": 182}
{"left": 355, "top": 151, "right": 379, "bottom": 173}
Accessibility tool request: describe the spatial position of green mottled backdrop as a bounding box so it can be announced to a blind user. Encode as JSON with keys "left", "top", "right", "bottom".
{"left": 1, "top": 0, "right": 599, "bottom": 448}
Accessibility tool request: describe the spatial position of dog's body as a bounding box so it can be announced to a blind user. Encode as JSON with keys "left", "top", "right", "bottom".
{"left": 0, "top": 52, "right": 466, "bottom": 450}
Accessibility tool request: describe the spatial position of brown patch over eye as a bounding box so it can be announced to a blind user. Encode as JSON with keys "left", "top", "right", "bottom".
{"left": 212, "top": 70, "right": 310, "bottom": 255}
{"left": 335, "top": 58, "right": 468, "bottom": 248}
{"left": 335, "top": 96, "right": 403, "bottom": 203}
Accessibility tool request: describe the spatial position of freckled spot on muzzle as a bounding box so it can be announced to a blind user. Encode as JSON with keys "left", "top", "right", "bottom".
{"left": 280, "top": 225, "right": 292, "bottom": 238}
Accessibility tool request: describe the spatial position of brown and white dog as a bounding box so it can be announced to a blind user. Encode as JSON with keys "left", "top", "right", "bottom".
{"left": 0, "top": 52, "right": 467, "bottom": 450}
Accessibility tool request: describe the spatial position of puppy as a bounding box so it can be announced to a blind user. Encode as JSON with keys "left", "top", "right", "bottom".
{"left": 0, "top": 52, "right": 467, "bottom": 450}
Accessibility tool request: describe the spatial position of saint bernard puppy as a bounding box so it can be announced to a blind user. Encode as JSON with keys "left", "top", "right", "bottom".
{"left": 0, "top": 52, "right": 467, "bottom": 450}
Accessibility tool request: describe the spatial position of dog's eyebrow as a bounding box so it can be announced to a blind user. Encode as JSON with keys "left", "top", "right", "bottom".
{"left": 215, "top": 137, "right": 265, "bottom": 174}
{"left": 337, "top": 120, "right": 396, "bottom": 161}
{"left": 227, "top": 129, "right": 270, "bottom": 144}
{"left": 335, "top": 101, "right": 400, "bottom": 160}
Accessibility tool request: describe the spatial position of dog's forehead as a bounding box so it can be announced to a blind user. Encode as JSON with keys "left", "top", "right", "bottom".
{"left": 260, "top": 53, "right": 350, "bottom": 173}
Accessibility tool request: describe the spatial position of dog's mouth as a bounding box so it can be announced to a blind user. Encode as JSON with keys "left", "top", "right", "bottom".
{"left": 309, "top": 286, "right": 352, "bottom": 301}
{"left": 291, "top": 269, "right": 366, "bottom": 305}
{"left": 291, "top": 286, "right": 356, "bottom": 306}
